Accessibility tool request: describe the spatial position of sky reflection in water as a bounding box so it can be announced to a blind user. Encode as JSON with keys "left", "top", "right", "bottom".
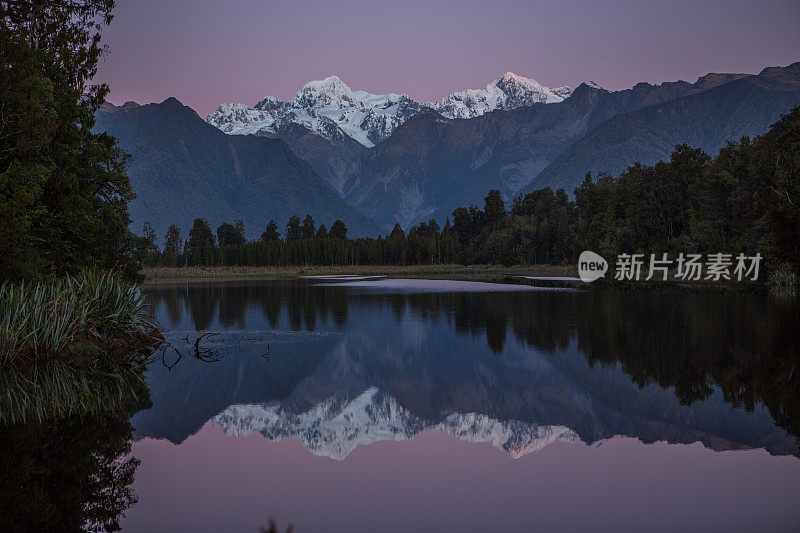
{"left": 123, "top": 279, "right": 800, "bottom": 532}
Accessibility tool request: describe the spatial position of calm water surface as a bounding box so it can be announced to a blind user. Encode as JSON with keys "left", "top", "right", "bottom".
{"left": 83, "top": 280, "right": 800, "bottom": 530}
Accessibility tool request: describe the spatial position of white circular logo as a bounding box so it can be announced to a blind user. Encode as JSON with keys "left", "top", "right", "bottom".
{"left": 578, "top": 251, "right": 608, "bottom": 282}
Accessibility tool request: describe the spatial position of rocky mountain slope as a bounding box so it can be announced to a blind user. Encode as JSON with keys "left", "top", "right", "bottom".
{"left": 93, "top": 98, "right": 380, "bottom": 238}
{"left": 523, "top": 63, "right": 800, "bottom": 193}
{"left": 341, "top": 82, "right": 690, "bottom": 230}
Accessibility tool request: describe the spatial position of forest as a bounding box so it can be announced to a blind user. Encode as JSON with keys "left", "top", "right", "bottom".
{"left": 142, "top": 107, "right": 800, "bottom": 291}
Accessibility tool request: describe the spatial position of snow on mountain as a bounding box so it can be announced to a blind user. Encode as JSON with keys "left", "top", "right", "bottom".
{"left": 211, "top": 387, "right": 580, "bottom": 460}
{"left": 206, "top": 73, "right": 572, "bottom": 147}
{"left": 433, "top": 72, "right": 573, "bottom": 119}
{"left": 207, "top": 76, "right": 425, "bottom": 148}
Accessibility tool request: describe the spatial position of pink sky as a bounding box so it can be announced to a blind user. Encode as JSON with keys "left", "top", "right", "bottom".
{"left": 123, "top": 423, "right": 800, "bottom": 532}
{"left": 95, "top": 0, "right": 800, "bottom": 116}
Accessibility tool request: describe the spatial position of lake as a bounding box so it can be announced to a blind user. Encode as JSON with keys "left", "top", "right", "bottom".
{"left": 8, "top": 278, "right": 800, "bottom": 532}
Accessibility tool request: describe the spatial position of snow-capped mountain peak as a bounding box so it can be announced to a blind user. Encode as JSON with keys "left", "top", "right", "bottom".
{"left": 433, "top": 72, "right": 573, "bottom": 119}
{"left": 207, "top": 76, "right": 424, "bottom": 147}
{"left": 206, "top": 73, "right": 572, "bottom": 146}
{"left": 292, "top": 75, "right": 357, "bottom": 108}
{"left": 497, "top": 71, "right": 550, "bottom": 93}
{"left": 303, "top": 74, "right": 346, "bottom": 90}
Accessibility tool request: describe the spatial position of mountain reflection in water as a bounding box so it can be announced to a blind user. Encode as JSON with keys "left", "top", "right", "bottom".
{"left": 4, "top": 279, "right": 797, "bottom": 532}
{"left": 137, "top": 280, "right": 800, "bottom": 458}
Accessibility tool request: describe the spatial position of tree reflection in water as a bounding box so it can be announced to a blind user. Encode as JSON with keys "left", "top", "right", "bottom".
{"left": 0, "top": 381, "right": 151, "bottom": 532}
{"left": 3, "top": 281, "right": 792, "bottom": 532}
{"left": 146, "top": 281, "right": 800, "bottom": 445}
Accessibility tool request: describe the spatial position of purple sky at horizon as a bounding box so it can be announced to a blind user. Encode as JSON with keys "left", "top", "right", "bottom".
{"left": 95, "top": 0, "right": 800, "bottom": 116}
{"left": 124, "top": 425, "right": 800, "bottom": 531}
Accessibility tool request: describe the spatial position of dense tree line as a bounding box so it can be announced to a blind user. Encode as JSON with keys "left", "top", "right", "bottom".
{"left": 142, "top": 107, "right": 799, "bottom": 279}
{"left": 0, "top": 0, "right": 144, "bottom": 280}
{"left": 141, "top": 190, "right": 578, "bottom": 268}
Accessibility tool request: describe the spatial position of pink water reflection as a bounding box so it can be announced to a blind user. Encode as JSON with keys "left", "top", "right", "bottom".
{"left": 124, "top": 422, "right": 800, "bottom": 532}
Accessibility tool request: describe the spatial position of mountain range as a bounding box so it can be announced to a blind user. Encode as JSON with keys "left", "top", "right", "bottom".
{"left": 207, "top": 72, "right": 575, "bottom": 148}
{"left": 94, "top": 98, "right": 379, "bottom": 239}
{"left": 523, "top": 64, "right": 800, "bottom": 193}
{"left": 205, "top": 72, "right": 576, "bottom": 199}
{"left": 340, "top": 67, "right": 800, "bottom": 230}
{"left": 96, "top": 63, "right": 800, "bottom": 236}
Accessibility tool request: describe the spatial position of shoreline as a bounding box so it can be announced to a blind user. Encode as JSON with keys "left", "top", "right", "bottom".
{"left": 140, "top": 265, "right": 771, "bottom": 294}
{"left": 141, "top": 264, "right": 578, "bottom": 284}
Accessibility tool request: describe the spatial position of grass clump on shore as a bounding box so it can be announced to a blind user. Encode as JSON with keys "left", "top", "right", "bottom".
{"left": 0, "top": 272, "right": 161, "bottom": 424}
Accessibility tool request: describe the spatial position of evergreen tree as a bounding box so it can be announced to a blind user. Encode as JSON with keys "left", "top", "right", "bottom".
{"left": 387, "top": 223, "right": 407, "bottom": 264}
{"left": 285, "top": 216, "right": 301, "bottom": 241}
{"left": 187, "top": 218, "right": 216, "bottom": 266}
{"left": 140, "top": 222, "right": 159, "bottom": 265}
{"left": 484, "top": 189, "right": 506, "bottom": 229}
{"left": 0, "top": 0, "right": 138, "bottom": 280}
{"left": 260, "top": 220, "right": 280, "bottom": 241}
{"left": 163, "top": 224, "right": 183, "bottom": 266}
{"left": 300, "top": 214, "right": 316, "bottom": 239}
{"left": 216, "top": 222, "right": 245, "bottom": 247}
{"left": 234, "top": 219, "right": 246, "bottom": 243}
{"left": 440, "top": 217, "right": 461, "bottom": 263}
{"left": 451, "top": 207, "right": 472, "bottom": 247}
{"left": 330, "top": 219, "right": 348, "bottom": 239}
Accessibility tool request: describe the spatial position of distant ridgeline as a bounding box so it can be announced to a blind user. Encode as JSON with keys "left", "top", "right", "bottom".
{"left": 141, "top": 107, "right": 799, "bottom": 286}
{"left": 95, "top": 62, "right": 800, "bottom": 240}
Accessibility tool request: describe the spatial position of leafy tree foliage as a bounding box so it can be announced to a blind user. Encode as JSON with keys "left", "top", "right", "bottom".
{"left": 330, "top": 219, "right": 348, "bottom": 240}
{"left": 187, "top": 218, "right": 216, "bottom": 266}
{"left": 216, "top": 220, "right": 246, "bottom": 247}
{"left": 260, "top": 220, "right": 280, "bottom": 242}
{"left": 162, "top": 224, "right": 183, "bottom": 267}
{"left": 573, "top": 108, "right": 800, "bottom": 277}
{"left": 300, "top": 214, "right": 316, "bottom": 239}
{"left": 0, "top": 0, "right": 139, "bottom": 280}
{"left": 483, "top": 189, "right": 505, "bottom": 229}
{"left": 138, "top": 222, "right": 159, "bottom": 266}
{"left": 285, "top": 216, "right": 301, "bottom": 241}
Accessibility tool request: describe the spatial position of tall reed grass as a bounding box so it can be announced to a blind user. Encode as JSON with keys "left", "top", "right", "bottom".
{"left": 0, "top": 272, "right": 154, "bottom": 368}
{"left": 0, "top": 272, "right": 160, "bottom": 423}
